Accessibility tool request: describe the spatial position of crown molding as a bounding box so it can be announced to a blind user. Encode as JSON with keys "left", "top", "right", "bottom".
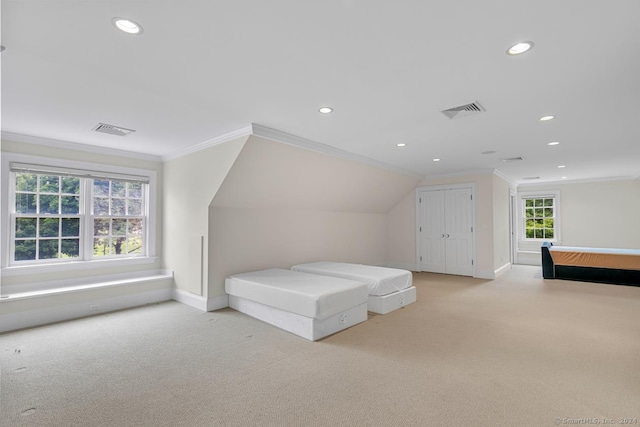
{"left": 518, "top": 175, "right": 639, "bottom": 187}
{"left": 1, "top": 131, "right": 162, "bottom": 162}
{"left": 422, "top": 168, "right": 495, "bottom": 182}
{"left": 250, "top": 123, "right": 424, "bottom": 179}
{"left": 492, "top": 169, "right": 517, "bottom": 187}
{"left": 161, "top": 125, "right": 253, "bottom": 161}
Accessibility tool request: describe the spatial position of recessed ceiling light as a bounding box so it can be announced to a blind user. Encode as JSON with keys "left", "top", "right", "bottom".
{"left": 396, "top": 143, "right": 406, "bottom": 147}
{"left": 561, "top": 176, "right": 568, "bottom": 180}
{"left": 318, "top": 107, "right": 333, "bottom": 114}
{"left": 557, "top": 165, "right": 566, "bottom": 168}
{"left": 432, "top": 158, "right": 441, "bottom": 162}
{"left": 112, "top": 18, "right": 144, "bottom": 35}
{"left": 548, "top": 141, "right": 560, "bottom": 146}
{"left": 539, "top": 115, "right": 555, "bottom": 121}
{"left": 507, "top": 41, "right": 534, "bottom": 55}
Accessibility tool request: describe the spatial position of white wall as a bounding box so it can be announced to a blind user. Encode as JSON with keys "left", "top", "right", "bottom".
{"left": 517, "top": 179, "right": 640, "bottom": 265}
{"left": 209, "top": 136, "right": 419, "bottom": 298}
{"left": 162, "top": 136, "right": 248, "bottom": 297}
{"left": 210, "top": 207, "right": 387, "bottom": 290}
{"left": 492, "top": 174, "right": 515, "bottom": 272}
{"left": 386, "top": 188, "right": 417, "bottom": 270}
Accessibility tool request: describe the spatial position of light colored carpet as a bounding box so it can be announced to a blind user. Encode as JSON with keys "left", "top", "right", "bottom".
{"left": 2, "top": 266, "right": 639, "bottom": 426}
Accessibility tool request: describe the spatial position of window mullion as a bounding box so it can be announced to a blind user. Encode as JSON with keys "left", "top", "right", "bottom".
{"left": 82, "top": 178, "right": 93, "bottom": 261}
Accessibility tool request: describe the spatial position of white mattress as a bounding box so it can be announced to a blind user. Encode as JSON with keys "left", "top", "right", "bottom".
{"left": 550, "top": 246, "right": 640, "bottom": 255}
{"left": 225, "top": 268, "right": 368, "bottom": 320}
{"left": 291, "top": 262, "right": 413, "bottom": 296}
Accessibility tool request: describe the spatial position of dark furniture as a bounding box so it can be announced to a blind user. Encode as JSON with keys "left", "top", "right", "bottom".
{"left": 541, "top": 242, "right": 640, "bottom": 287}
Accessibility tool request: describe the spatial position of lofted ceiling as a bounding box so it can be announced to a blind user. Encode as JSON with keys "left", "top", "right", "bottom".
{"left": 2, "top": 0, "right": 640, "bottom": 184}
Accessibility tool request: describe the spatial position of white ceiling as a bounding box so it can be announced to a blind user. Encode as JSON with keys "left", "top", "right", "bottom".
{"left": 2, "top": 1, "right": 640, "bottom": 184}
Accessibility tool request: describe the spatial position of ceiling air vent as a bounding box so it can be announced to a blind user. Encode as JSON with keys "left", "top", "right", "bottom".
{"left": 441, "top": 101, "right": 485, "bottom": 119}
{"left": 93, "top": 123, "right": 136, "bottom": 137}
{"left": 522, "top": 176, "right": 540, "bottom": 180}
{"left": 501, "top": 156, "right": 525, "bottom": 162}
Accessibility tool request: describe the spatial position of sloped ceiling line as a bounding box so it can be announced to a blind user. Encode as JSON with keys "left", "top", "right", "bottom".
{"left": 250, "top": 124, "right": 424, "bottom": 180}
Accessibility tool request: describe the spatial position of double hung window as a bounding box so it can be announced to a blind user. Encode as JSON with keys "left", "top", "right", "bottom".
{"left": 518, "top": 191, "right": 560, "bottom": 245}
{"left": 523, "top": 196, "right": 555, "bottom": 239}
{"left": 7, "top": 160, "right": 152, "bottom": 267}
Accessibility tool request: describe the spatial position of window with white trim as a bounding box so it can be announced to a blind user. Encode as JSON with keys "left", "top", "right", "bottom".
{"left": 523, "top": 196, "right": 555, "bottom": 239}
{"left": 7, "top": 161, "right": 152, "bottom": 266}
{"left": 518, "top": 191, "right": 561, "bottom": 246}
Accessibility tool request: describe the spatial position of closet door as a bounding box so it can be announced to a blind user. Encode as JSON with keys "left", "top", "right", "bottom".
{"left": 419, "top": 190, "right": 446, "bottom": 273}
{"left": 444, "top": 188, "right": 474, "bottom": 276}
{"left": 418, "top": 187, "right": 474, "bottom": 276}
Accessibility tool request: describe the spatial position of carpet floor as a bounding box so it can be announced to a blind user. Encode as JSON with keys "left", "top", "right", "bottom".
{"left": 1, "top": 265, "right": 639, "bottom": 426}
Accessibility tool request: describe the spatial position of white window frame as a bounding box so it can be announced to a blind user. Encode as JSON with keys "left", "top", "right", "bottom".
{"left": 10, "top": 172, "right": 85, "bottom": 264}
{"left": 1, "top": 152, "right": 157, "bottom": 276}
{"left": 517, "top": 190, "right": 561, "bottom": 252}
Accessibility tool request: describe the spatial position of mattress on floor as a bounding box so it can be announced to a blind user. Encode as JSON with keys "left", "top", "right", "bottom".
{"left": 291, "top": 262, "right": 413, "bottom": 296}
{"left": 549, "top": 246, "right": 640, "bottom": 270}
{"left": 228, "top": 296, "right": 368, "bottom": 341}
{"left": 225, "top": 268, "right": 368, "bottom": 320}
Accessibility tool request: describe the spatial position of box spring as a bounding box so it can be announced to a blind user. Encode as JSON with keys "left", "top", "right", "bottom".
{"left": 229, "top": 296, "right": 367, "bottom": 341}
{"left": 367, "top": 287, "right": 417, "bottom": 315}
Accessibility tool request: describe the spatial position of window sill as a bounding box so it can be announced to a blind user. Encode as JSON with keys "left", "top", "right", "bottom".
{"left": 0, "top": 269, "right": 172, "bottom": 302}
{"left": 518, "top": 240, "right": 561, "bottom": 252}
{"left": 1, "top": 256, "right": 158, "bottom": 278}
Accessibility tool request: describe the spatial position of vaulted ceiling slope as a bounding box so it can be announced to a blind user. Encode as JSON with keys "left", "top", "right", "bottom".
{"left": 212, "top": 135, "right": 420, "bottom": 213}
{"left": 2, "top": 1, "right": 640, "bottom": 184}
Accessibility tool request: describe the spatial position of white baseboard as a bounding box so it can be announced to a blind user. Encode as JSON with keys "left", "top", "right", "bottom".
{"left": 171, "top": 288, "right": 208, "bottom": 311}
{"left": 171, "top": 288, "right": 229, "bottom": 312}
{"left": 0, "top": 288, "right": 172, "bottom": 334}
{"left": 494, "top": 262, "right": 512, "bottom": 279}
{"left": 207, "top": 294, "right": 229, "bottom": 311}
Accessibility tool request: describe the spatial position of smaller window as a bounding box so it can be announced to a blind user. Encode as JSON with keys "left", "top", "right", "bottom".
{"left": 519, "top": 191, "right": 560, "bottom": 243}
{"left": 524, "top": 197, "right": 555, "bottom": 239}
